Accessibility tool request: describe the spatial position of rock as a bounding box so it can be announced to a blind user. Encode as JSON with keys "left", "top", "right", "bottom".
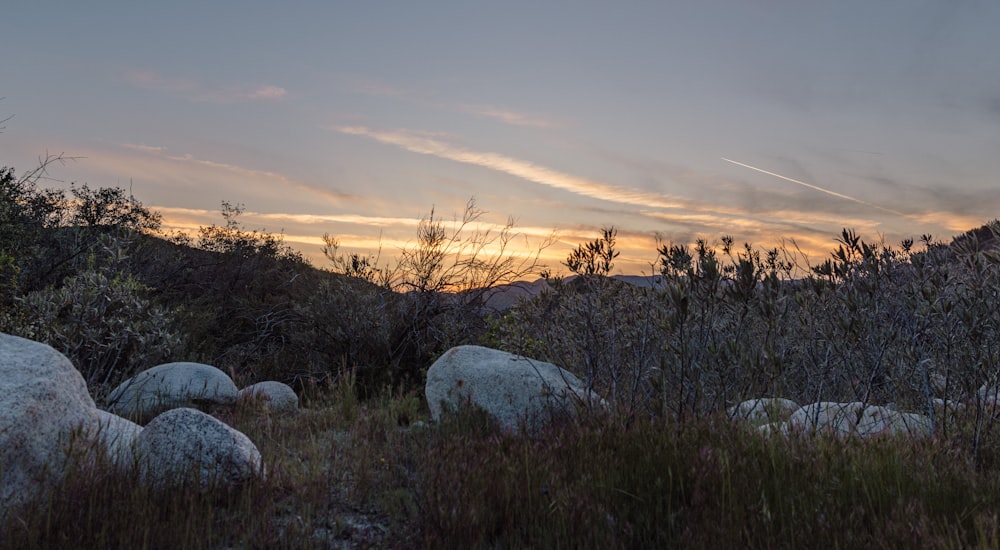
{"left": 785, "top": 401, "right": 933, "bottom": 438}
{"left": 855, "top": 405, "right": 894, "bottom": 436}
{"left": 0, "top": 333, "right": 101, "bottom": 518}
{"left": 425, "top": 345, "right": 599, "bottom": 433}
{"left": 855, "top": 406, "right": 934, "bottom": 437}
{"left": 932, "top": 397, "right": 964, "bottom": 411}
{"left": 885, "top": 411, "right": 934, "bottom": 437}
{"left": 728, "top": 398, "right": 800, "bottom": 427}
{"left": 105, "top": 362, "right": 239, "bottom": 424}
{"left": 134, "top": 408, "right": 263, "bottom": 490}
{"left": 238, "top": 381, "right": 299, "bottom": 412}
{"left": 90, "top": 410, "right": 142, "bottom": 468}
{"left": 787, "top": 402, "right": 866, "bottom": 436}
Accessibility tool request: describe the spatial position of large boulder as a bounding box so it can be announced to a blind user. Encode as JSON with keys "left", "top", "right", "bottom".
{"left": 134, "top": 408, "right": 263, "bottom": 490}
{"left": 90, "top": 410, "right": 143, "bottom": 468}
{"left": 425, "top": 345, "right": 598, "bottom": 433}
{"left": 728, "top": 398, "right": 799, "bottom": 427}
{"left": 0, "top": 333, "right": 101, "bottom": 518}
{"left": 238, "top": 381, "right": 299, "bottom": 412}
{"left": 105, "top": 362, "right": 239, "bottom": 424}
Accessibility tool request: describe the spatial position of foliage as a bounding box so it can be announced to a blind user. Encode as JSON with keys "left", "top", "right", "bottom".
{"left": 1, "top": 158, "right": 178, "bottom": 392}
{"left": 0, "top": 159, "right": 67, "bottom": 305}
{"left": 13, "top": 264, "right": 182, "bottom": 395}
{"left": 488, "top": 222, "right": 1000, "bottom": 446}
{"left": 300, "top": 198, "right": 550, "bottom": 393}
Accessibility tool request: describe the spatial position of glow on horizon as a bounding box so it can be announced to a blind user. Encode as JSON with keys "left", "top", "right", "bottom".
{"left": 153, "top": 204, "right": 886, "bottom": 278}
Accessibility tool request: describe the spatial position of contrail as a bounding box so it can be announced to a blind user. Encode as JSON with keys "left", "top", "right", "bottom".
{"left": 721, "top": 157, "right": 906, "bottom": 217}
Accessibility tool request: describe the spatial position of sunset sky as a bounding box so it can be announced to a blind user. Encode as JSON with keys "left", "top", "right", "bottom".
{"left": 4, "top": 2, "right": 999, "bottom": 275}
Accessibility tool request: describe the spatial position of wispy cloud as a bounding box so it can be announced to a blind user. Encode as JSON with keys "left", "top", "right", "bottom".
{"left": 338, "top": 74, "right": 563, "bottom": 129}
{"left": 459, "top": 104, "right": 562, "bottom": 128}
{"left": 121, "top": 143, "right": 167, "bottom": 154}
{"left": 123, "top": 69, "right": 287, "bottom": 103}
{"left": 120, "top": 143, "right": 351, "bottom": 202}
{"left": 336, "top": 125, "right": 696, "bottom": 210}
{"left": 245, "top": 85, "right": 287, "bottom": 100}
{"left": 334, "top": 125, "right": 905, "bottom": 234}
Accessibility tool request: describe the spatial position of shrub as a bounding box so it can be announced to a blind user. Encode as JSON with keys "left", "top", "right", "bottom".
{"left": 300, "top": 198, "right": 550, "bottom": 393}
{"left": 488, "top": 222, "right": 1000, "bottom": 436}
{"left": 13, "top": 263, "right": 182, "bottom": 395}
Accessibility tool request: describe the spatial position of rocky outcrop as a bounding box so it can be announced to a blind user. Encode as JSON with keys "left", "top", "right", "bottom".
{"left": 425, "top": 345, "right": 599, "bottom": 433}
{"left": 105, "top": 362, "right": 239, "bottom": 424}
{"left": 134, "top": 407, "right": 264, "bottom": 490}
{"left": 238, "top": 381, "right": 299, "bottom": 412}
{"left": 0, "top": 333, "right": 102, "bottom": 519}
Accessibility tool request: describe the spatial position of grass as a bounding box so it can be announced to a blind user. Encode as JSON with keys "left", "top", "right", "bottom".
{"left": 7, "top": 376, "right": 1000, "bottom": 549}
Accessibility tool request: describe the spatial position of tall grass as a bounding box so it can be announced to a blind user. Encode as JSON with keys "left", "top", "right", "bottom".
{"left": 10, "top": 386, "right": 1000, "bottom": 548}
{"left": 417, "top": 409, "right": 1000, "bottom": 548}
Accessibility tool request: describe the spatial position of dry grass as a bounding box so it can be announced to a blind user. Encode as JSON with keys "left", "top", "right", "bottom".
{"left": 9, "top": 381, "right": 1000, "bottom": 548}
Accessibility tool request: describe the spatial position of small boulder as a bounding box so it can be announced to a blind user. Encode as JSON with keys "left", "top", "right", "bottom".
{"left": 855, "top": 405, "right": 894, "bottom": 436}
{"left": 238, "top": 381, "right": 299, "bottom": 412}
{"left": 0, "top": 333, "right": 101, "bottom": 519}
{"left": 105, "top": 362, "right": 239, "bottom": 424}
{"left": 932, "top": 397, "right": 964, "bottom": 411}
{"left": 855, "top": 406, "right": 934, "bottom": 438}
{"left": 728, "top": 398, "right": 800, "bottom": 427}
{"left": 134, "top": 408, "right": 263, "bottom": 490}
{"left": 425, "top": 345, "right": 599, "bottom": 433}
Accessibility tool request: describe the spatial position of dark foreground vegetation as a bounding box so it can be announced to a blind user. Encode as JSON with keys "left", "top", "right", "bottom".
{"left": 3, "top": 155, "right": 1000, "bottom": 547}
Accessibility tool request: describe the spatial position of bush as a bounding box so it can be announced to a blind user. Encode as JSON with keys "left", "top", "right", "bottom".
{"left": 488, "top": 223, "right": 1000, "bottom": 437}
{"left": 13, "top": 264, "right": 182, "bottom": 396}
{"left": 298, "top": 198, "right": 550, "bottom": 394}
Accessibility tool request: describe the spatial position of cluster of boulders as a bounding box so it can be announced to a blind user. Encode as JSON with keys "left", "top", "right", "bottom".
{"left": 728, "top": 397, "right": 935, "bottom": 438}
{"left": 0, "top": 332, "right": 297, "bottom": 520}
{"left": 104, "top": 361, "right": 299, "bottom": 424}
{"left": 9, "top": 327, "right": 987, "bottom": 522}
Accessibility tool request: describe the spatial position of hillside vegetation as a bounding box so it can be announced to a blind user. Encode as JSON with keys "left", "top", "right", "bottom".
{"left": 4, "top": 157, "right": 1000, "bottom": 547}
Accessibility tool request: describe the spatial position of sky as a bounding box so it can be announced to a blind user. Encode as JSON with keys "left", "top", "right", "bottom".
{"left": 3, "top": 1, "right": 999, "bottom": 276}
